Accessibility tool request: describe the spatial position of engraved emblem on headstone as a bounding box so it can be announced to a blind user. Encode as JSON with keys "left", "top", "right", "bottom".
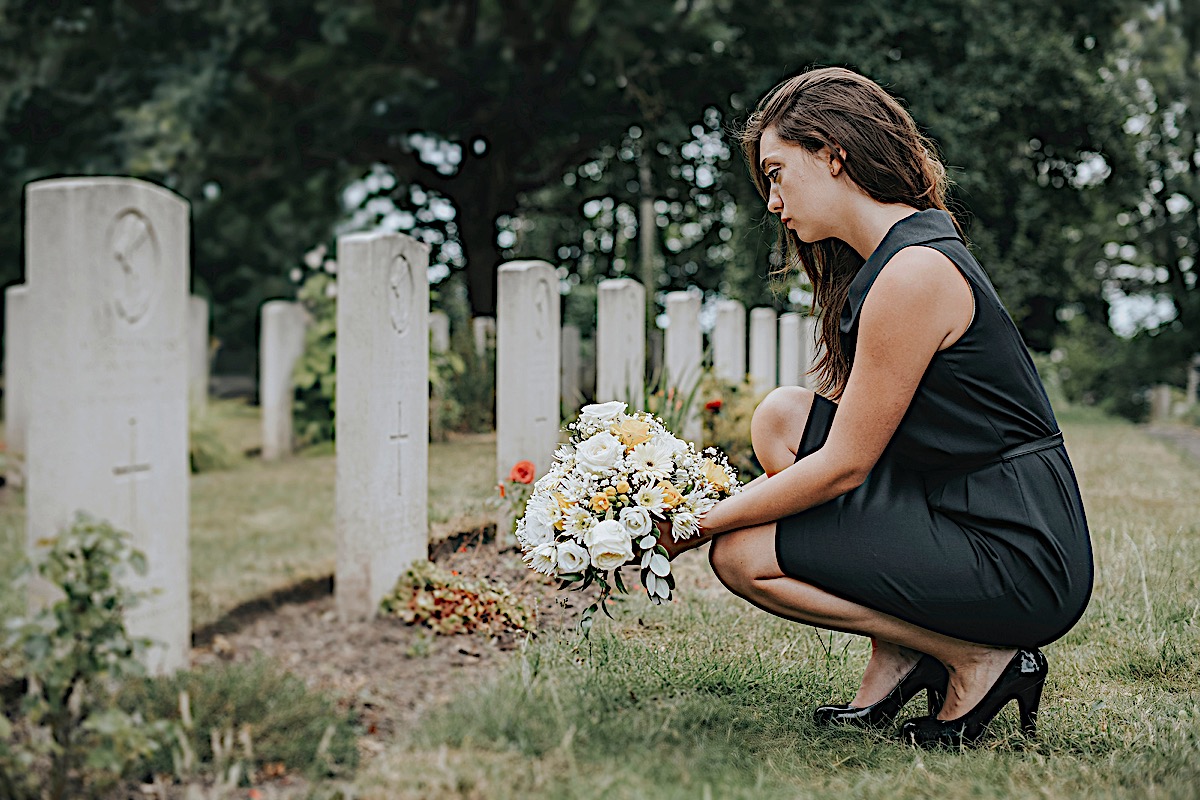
{"left": 388, "top": 253, "right": 415, "bottom": 335}
{"left": 107, "top": 209, "right": 160, "bottom": 325}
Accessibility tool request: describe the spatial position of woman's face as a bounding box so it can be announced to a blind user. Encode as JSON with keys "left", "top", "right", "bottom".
{"left": 758, "top": 127, "right": 841, "bottom": 243}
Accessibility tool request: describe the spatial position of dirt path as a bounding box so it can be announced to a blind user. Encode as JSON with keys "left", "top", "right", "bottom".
{"left": 1144, "top": 424, "right": 1200, "bottom": 465}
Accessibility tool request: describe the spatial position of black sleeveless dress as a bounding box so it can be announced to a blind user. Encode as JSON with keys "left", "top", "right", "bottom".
{"left": 774, "top": 209, "right": 1093, "bottom": 648}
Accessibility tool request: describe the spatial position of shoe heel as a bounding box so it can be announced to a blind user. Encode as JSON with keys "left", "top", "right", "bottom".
{"left": 1015, "top": 680, "right": 1044, "bottom": 737}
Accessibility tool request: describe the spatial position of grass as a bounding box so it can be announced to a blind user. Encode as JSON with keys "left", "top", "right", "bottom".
{"left": 357, "top": 410, "right": 1200, "bottom": 799}
{"left": 3, "top": 401, "right": 1199, "bottom": 797}
{"left": 0, "top": 398, "right": 498, "bottom": 630}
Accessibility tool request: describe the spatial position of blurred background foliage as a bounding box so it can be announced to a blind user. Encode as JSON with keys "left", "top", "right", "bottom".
{"left": 0, "top": 0, "right": 1196, "bottom": 419}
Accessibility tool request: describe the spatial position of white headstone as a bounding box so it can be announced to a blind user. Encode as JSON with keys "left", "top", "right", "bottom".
{"left": 712, "top": 299, "right": 747, "bottom": 383}
{"left": 749, "top": 307, "right": 778, "bottom": 394}
{"left": 472, "top": 316, "right": 496, "bottom": 359}
{"left": 1149, "top": 384, "right": 1173, "bottom": 423}
{"left": 805, "top": 317, "right": 821, "bottom": 390}
{"left": 25, "top": 177, "right": 190, "bottom": 674}
{"left": 497, "top": 261, "right": 560, "bottom": 491}
{"left": 260, "top": 300, "right": 309, "bottom": 460}
{"left": 188, "top": 296, "right": 209, "bottom": 412}
{"left": 335, "top": 232, "right": 430, "bottom": 621}
{"left": 1186, "top": 354, "right": 1199, "bottom": 408}
{"left": 429, "top": 310, "right": 451, "bottom": 354}
{"left": 778, "top": 312, "right": 805, "bottom": 387}
{"left": 597, "top": 278, "right": 646, "bottom": 407}
{"left": 4, "top": 285, "right": 28, "bottom": 489}
{"left": 664, "top": 291, "right": 702, "bottom": 442}
{"left": 561, "top": 324, "right": 583, "bottom": 413}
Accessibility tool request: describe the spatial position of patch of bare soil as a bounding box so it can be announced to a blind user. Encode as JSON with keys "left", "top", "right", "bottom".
{"left": 188, "top": 532, "right": 595, "bottom": 761}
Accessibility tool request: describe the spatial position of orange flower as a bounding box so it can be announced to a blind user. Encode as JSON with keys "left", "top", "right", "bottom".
{"left": 612, "top": 417, "right": 653, "bottom": 448}
{"left": 658, "top": 480, "right": 684, "bottom": 509}
{"left": 615, "top": 479, "right": 631, "bottom": 494}
{"left": 509, "top": 460, "right": 536, "bottom": 484}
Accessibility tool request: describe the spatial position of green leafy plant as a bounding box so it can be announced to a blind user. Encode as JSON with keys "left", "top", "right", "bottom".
{"left": 698, "top": 373, "right": 766, "bottom": 481}
{"left": 188, "top": 407, "right": 237, "bottom": 474}
{"left": 2, "top": 514, "right": 165, "bottom": 800}
{"left": 292, "top": 263, "right": 338, "bottom": 448}
{"left": 380, "top": 560, "right": 533, "bottom": 636}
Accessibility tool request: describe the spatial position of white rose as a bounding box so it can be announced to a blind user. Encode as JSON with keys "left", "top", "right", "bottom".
{"left": 583, "top": 518, "right": 624, "bottom": 547}
{"left": 556, "top": 541, "right": 589, "bottom": 574}
{"left": 580, "top": 401, "right": 627, "bottom": 424}
{"left": 586, "top": 519, "right": 634, "bottom": 571}
{"left": 576, "top": 432, "right": 625, "bottom": 473}
{"left": 519, "top": 517, "right": 554, "bottom": 548}
{"left": 619, "top": 505, "right": 653, "bottom": 538}
{"left": 590, "top": 538, "right": 634, "bottom": 572}
{"left": 653, "top": 433, "right": 688, "bottom": 459}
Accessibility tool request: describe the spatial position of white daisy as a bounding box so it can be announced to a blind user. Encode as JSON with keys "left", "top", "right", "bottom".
{"left": 633, "top": 485, "right": 666, "bottom": 512}
{"left": 628, "top": 440, "right": 673, "bottom": 480}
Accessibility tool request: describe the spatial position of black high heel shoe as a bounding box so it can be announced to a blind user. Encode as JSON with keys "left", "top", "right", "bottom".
{"left": 813, "top": 653, "right": 949, "bottom": 728}
{"left": 899, "top": 648, "right": 1047, "bottom": 748}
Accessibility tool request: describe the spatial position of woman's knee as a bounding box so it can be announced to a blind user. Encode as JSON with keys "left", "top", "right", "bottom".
{"left": 751, "top": 386, "right": 814, "bottom": 474}
{"left": 709, "top": 525, "right": 778, "bottom": 595}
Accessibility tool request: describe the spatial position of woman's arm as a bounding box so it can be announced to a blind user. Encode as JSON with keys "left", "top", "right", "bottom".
{"left": 699, "top": 246, "right": 973, "bottom": 537}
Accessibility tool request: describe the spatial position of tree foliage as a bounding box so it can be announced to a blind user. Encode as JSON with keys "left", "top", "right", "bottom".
{"left": 0, "top": 0, "right": 1157, "bottom": 368}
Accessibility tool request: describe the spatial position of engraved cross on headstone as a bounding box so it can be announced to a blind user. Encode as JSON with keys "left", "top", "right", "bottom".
{"left": 389, "top": 401, "right": 407, "bottom": 496}
{"left": 112, "top": 416, "right": 152, "bottom": 527}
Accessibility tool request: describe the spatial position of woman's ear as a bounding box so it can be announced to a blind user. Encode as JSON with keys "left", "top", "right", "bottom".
{"left": 828, "top": 143, "right": 847, "bottom": 177}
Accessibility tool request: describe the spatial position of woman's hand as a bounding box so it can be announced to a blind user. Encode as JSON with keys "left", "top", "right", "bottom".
{"left": 653, "top": 515, "right": 711, "bottom": 561}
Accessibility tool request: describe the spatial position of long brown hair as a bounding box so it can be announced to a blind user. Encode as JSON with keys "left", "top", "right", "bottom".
{"left": 738, "top": 67, "right": 956, "bottom": 399}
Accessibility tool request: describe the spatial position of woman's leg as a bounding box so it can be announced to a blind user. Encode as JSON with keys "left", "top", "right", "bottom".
{"left": 709, "top": 386, "right": 1015, "bottom": 718}
{"left": 708, "top": 524, "right": 1015, "bottom": 718}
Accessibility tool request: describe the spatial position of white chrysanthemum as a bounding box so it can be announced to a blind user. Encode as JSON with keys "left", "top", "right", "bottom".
{"left": 563, "top": 508, "right": 594, "bottom": 538}
{"left": 618, "top": 505, "right": 653, "bottom": 538}
{"left": 524, "top": 495, "right": 560, "bottom": 528}
{"left": 684, "top": 492, "right": 718, "bottom": 517}
{"left": 633, "top": 485, "right": 666, "bottom": 512}
{"left": 671, "top": 511, "right": 699, "bottom": 542}
{"left": 525, "top": 542, "right": 558, "bottom": 575}
{"left": 628, "top": 439, "right": 673, "bottom": 480}
{"left": 556, "top": 541, "right": 589, "bottom": 573}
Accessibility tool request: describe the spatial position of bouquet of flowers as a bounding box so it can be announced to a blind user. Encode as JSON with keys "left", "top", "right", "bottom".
{"left": 516, "top": 401, "right": 742, "bottom": 623}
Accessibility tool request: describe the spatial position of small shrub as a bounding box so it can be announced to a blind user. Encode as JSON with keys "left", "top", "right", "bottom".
{"left": 380, "top": 560, "right": 533, "bottom": 636}
{"left": 2, "top": 514, "right": 164, "bottom": 800}
{"left": 118, "top": 658, "right": 358, "bottom": 783}
{"left": 189, "top": 408, "right": 237, "bottom": 473}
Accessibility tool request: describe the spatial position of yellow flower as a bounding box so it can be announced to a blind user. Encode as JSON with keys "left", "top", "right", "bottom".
{"left": 615, "top": 479, "right": 631, "bottom": 494}
{"left": 701, "top": 459, "right": 730, "bottom": 491}
{"left": 590, "top": 493, "right": 611, "bottom": 512}
{"left": 612, "top": 417, "right": 653, "bottom": 449}
{"left": 658, "top": 480, "right": 684, "bottom": 509}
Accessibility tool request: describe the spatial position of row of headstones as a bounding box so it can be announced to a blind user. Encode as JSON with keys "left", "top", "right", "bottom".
{"left": 9, "top": 178, "right": 818, "bottom": 677}
{"left": 260, "top": 281, "right": 819, "bottom": 465}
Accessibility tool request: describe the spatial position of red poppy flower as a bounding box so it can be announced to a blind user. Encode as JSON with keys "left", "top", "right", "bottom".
{"left": 705, "top": 399, "right": 723, "bottom": 412}
{"left": 509, "top": 460, "right": 536, "bottom": 484}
